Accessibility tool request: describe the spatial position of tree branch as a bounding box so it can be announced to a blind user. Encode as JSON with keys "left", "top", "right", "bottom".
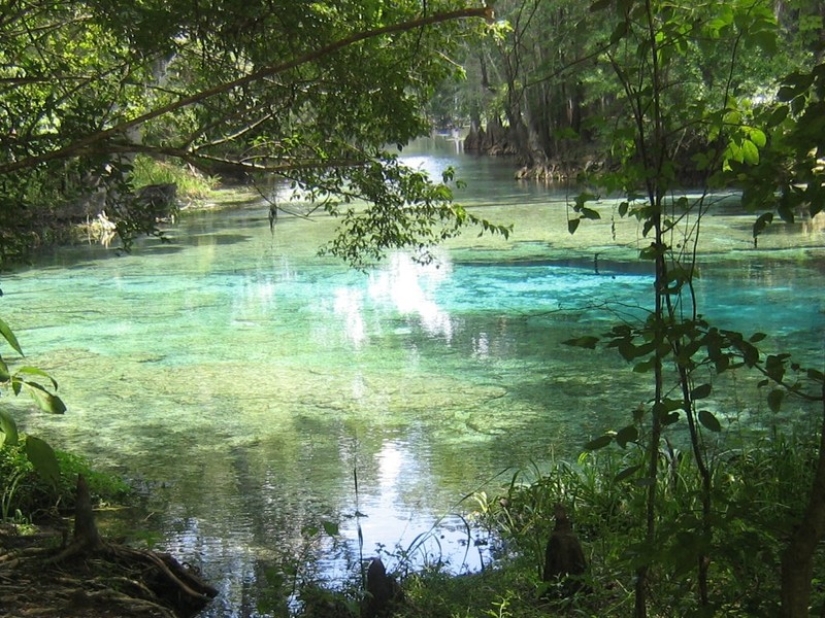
{"left": 0, "top": 5, "right": 491, "bottom": 175}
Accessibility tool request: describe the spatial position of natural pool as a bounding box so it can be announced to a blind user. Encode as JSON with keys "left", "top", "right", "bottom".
{"left": 3, "top": 139, "right": 824, "bottom": 616}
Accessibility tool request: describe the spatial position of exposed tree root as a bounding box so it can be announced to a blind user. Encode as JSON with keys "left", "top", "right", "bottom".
{"left": 0, "top": 475, "right": 218, "bottom": 618}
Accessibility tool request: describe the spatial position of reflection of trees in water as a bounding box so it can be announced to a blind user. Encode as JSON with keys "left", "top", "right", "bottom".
{"left": 801, "top": 211, "right": 825, "bottom": 236}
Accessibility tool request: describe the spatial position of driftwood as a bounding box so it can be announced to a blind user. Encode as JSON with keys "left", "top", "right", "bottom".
{"left": 1, "top": 474, "right": 217, "bottom": 618}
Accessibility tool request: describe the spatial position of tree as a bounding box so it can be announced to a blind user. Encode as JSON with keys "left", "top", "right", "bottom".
{"left": 0, "top": 0, "right": 506, "bottom": 267}
{"left": 560, "top": 0, "right": 822, "bottom": 616}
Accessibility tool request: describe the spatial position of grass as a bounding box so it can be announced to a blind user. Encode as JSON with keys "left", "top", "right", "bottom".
{"left": 128, "top": 155, "right": 220, "bottom": 200}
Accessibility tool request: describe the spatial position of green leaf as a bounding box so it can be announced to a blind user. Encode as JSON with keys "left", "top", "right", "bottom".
{"left": 662, "top": 412, "right": 680, "bottom": 425}
{"left": 322, "top": 520, "right": 339, "bottom": 536}
{"left": 749, "top": 332, "right": 767, "bottom": 343}
{"left": 767, "top": 389, "right": 784, "bottom": 412}
{"left": 16, "top": 366, "right": 59, "bottom": 390}
{"left": 753, "top": 212, "right": 773, "bottom": 237}
{"left": 568, "top": 218, "right": 580, "bottom": 235}
{"left": 691, "top": 383, "right": 712, "bottom": 400}
{"left": 748, "top": 128, "right": 767, "bottom": 148}
{"left": 562, "top": 336, "right": 599, "bottom": 349}
{"left": 585, "top": 434, "right": 613, "bottom": 451}
{"left": 0, "top": 409, "right": 19, "bottom": 446}
{"left": 741, "top": 139, "right": 759, "bottom": 165}
{"left": 698, "top": 410, "right": 722, "bottom": 432}
{"left": 615, "top": 464, "right": 643, "bottom": 482}
{"left": 615, "top": 425, "right": 638, "bottom": 448}
{"left": 23, "top": 382, "right": 67, "bottom": 414}
{"left": 0, "top": 317, "right": 23, "bottom": 356}
{"left": 580, "top": 207, "right": 601, "bottom": 220}
{"left": 767, "top": 105, "right": 789, "bottom": 127}
{"left": 25, "top": 435, "right": 60, "bottom": 486}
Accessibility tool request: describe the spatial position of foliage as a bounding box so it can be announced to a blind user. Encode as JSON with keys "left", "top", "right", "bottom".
{"left": 457, "top": 0, "right": 822, "bottom": 174}
{"left": 471, "top": 436, "right": 825, "bottom": 617}
{"left": 0, "top": 318, "right": 65, "bottom": 488}
{"left": 0, "top": 440, "right": 131, "bottom": 522}
{"left": 533, "top": 0, "right": 825, "bottom": 616}
{"left": 0, "top": 0, "right": 504, "bottom": 267}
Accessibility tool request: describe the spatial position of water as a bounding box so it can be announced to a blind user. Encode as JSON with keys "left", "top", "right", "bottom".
{"left": 3, "top": 137, "right": 824, "bottom": 615}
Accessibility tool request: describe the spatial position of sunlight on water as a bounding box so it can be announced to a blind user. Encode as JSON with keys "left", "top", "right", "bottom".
{"left": 2, "top": 138, "right": 824, "bottom": 616}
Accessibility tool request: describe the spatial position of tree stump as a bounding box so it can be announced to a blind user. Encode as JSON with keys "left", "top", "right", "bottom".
{"left": 362, "top": 557, "right": 403, "bottom": 618}
{"left": 543, "top": 503, "right": 588, "bottom": 598}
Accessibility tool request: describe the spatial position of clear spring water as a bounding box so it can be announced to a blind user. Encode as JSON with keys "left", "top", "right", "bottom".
{"left": 3, "top": 137, "right": 824, "bottom": 615}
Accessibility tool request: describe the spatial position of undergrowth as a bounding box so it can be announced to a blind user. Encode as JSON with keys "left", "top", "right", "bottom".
{"left": 279, "top": 434, "right": 824, "bottom": 617}
{"left": 0, "top": 441, "right": 131, "bottom": 522}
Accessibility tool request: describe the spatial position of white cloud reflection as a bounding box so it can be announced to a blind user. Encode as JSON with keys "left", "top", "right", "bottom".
{"left": 368, "top": 253, "right": 454, "bottom": 341}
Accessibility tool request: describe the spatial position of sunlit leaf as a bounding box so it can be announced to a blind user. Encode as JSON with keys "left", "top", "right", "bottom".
{"left": 0, "top": 409, "right": 19, "bottom": 446}
{"left": 25, "top": 435, "right": 60, "bottom": 486}
{"left": 0, "top": 317, "right": 23, "bottom": 356}
{"left": 16, "top": 366, "right": 59, "bottom": 390}
{"left": 741, "top": 139, "right": 759, "bottom": 165}
{"left": 23, "top": 382, "right": 67, "bottom": 414}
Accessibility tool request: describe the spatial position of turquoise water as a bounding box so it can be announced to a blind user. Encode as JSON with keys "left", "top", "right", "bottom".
{"left": 2, "top": 138, "right": 824, "bottom": 615}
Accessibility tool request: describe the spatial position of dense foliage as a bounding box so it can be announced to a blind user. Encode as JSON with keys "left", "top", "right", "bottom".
{"left": 0, "top": 0, "right": 505, "bottom": 265}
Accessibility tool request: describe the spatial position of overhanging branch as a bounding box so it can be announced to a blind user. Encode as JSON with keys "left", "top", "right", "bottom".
{"left": 0, "top": 5, "right": 491, "bottom": 175}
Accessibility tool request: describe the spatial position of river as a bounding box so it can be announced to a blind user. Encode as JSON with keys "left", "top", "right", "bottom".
{"left": 4, "top": 137, "right": 824, "bottom": 616}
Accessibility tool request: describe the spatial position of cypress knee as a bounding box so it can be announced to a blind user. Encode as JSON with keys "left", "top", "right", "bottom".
{"left": 362, "top": 557, "right": 403, "bottom": 618}
{"left": 543, "top": 503, "right": 588, "bottom": 598}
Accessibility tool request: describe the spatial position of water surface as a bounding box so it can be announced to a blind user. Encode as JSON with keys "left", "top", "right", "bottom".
{"left": 4, "top": 138, "right": 824, "bottom": 616}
